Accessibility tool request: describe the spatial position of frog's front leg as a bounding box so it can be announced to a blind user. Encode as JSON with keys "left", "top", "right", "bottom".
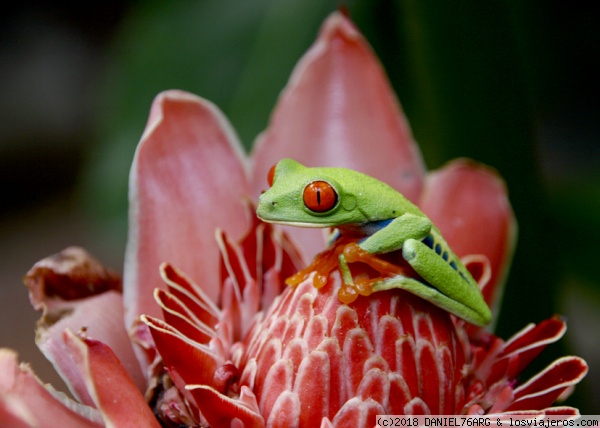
{"left": 337, "top": 213, "right": 432, "bottom": 286}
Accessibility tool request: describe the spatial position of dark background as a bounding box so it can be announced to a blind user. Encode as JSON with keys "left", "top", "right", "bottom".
{"left": 1, "top": 1, "right": 598, "bottom": 413}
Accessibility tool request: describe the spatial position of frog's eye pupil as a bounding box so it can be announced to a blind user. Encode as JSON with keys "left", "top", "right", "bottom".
{"left": 267, "top": 164, "right": 277, "bottom": 187}
{"left": 303, "top": 181, "right": 337, "bottom": 213}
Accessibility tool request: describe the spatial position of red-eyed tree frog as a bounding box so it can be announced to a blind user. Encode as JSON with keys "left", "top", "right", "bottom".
{"left": 256, "top": 158, "right": 491, "bottom": 326}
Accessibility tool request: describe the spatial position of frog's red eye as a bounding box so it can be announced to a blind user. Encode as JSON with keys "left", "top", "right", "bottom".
{"left": 303, "top": 181, "right": 337, "bottom": 213}
{"left": 267, "top": 163, "right": 277, "bottom": 187}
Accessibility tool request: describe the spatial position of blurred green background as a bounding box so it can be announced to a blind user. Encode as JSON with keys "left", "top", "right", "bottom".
{"left": 1, "top": 0, "right": 598, "bottom": 413}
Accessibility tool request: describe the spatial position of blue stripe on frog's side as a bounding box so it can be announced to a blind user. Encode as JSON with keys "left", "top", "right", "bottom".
{"left": 353, "top": 219, "right": 394, "bottom": 236}
{"left": 331, "top": 219, "right": 394, "bottom": 244}
{"left": 421, "top": 232, "right": 470, "bottom": 281}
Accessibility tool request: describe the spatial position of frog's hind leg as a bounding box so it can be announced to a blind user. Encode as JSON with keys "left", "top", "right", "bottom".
{"left": 373, "top": 238, "right": 491, "bottom": 326}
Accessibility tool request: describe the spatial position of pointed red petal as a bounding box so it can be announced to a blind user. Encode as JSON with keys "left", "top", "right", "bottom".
{"left": 142, "top": 315, "right": 221, "bottom": 387}
{"left": 35, "top": 291, "right": 145, "bottom": 404}
{"left": 251, "top": 12, "right": 424, "bottom": 257}
{"left": 124, "top": 90, "right": 250, "bottom": 330}
{"left": 543, "top": 407, "right": 581, "bottom": 416}
{"left": 0, "top": 349, "right": 102, "bottom": 427}
{"left": 238, "top": 201, "right": 303, "bottom": 308}
{"left": 497, "top": 317, "right": 566, "bottom": 381}
{"left": 218, "top": 228, "right": 254, "bottom": 299}
{"left": 61, "top": 331, "right": 160, "bottom": 427}
{"left": 420, "top": 159, "right": 517, "bottom": 310}
{"left": 154, "top": 289, "right": 214, "bottom": 345}
{"left": 187, "top": 385, "right": 264, "bottom": 427}
{"left": 217, "top": 229, "right": 261, "bottom": 340}
{"left": 508, "top": 356, "right": 588, "bottom": 411}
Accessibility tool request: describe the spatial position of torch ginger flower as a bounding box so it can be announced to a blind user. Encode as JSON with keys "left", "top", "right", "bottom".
{"left": 0, "top": 11, "right": 588, "bottom": 428}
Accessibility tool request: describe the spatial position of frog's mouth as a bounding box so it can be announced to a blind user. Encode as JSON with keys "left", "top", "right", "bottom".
{"left": 256, "top": 217, "right": 337, "bottom": 229}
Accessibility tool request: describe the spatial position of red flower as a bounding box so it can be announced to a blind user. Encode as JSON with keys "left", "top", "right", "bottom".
{"left": 0, "top": 11, "right": 587, "bottom": 428}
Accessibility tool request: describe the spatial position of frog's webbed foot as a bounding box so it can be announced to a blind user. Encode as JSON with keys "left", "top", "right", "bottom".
{"left": 337, "top": 242, "right": 410, "bottom": 304}
{"left": 285, "top": 236, "right": 355, "bottom": 292}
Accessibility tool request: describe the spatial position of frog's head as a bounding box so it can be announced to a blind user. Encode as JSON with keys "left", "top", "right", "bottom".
{"left": 257, "top": 158, "right": 368, "bottom": 227}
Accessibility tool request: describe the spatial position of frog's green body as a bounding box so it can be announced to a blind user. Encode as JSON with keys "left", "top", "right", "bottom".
{"left": 257, "top": 158, "right": 491, "bottom": 326}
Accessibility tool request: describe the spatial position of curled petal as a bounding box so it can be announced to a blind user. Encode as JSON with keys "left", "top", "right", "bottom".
{"left": 0, "top": 349, "right": 102, "bottom": 427}
{"left": 24, "top": 248, "right": 145, "bottom": 395}
{"left": 251, "top": 12, "right": 425, "bottom": 257}
{"left": 124, "top": 90, "right": 250, "bottom": 332}
{"left": 24, "top": 246, "right": 121, "bottom": 311}
{"left": 420, "top": 159, "right": 517, "bottom": 313}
